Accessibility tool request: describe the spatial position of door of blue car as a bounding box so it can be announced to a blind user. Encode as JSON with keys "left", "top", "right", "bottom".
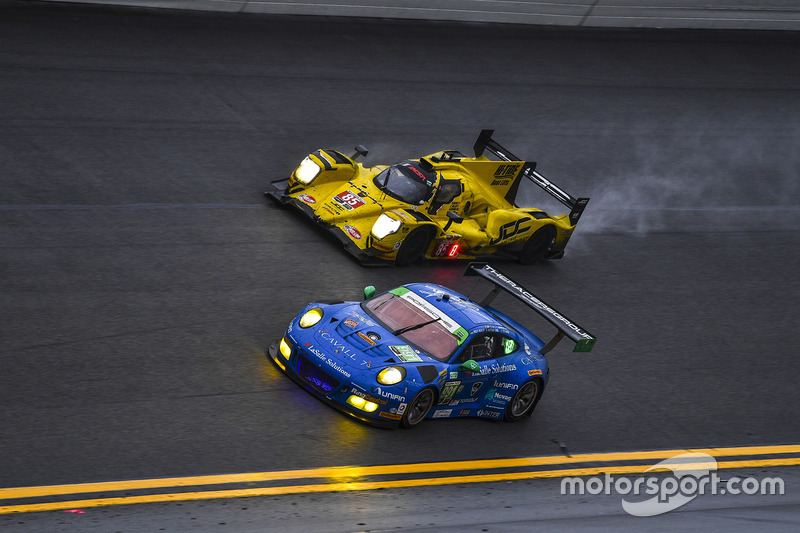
{"left": 436, "top": 332, "right": 504, "bottom": 408}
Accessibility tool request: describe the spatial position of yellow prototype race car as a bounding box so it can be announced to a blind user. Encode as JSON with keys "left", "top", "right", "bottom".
{"left": 266, "top": 130, "right": 589, "bottom": 266}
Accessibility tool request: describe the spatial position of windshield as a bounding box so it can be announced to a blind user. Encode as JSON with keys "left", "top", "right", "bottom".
{"left": 363, "top": 292, "right": 459, "bottom": 361}
{"left": 373, "top": 162, "right": 437, "bottom": 204}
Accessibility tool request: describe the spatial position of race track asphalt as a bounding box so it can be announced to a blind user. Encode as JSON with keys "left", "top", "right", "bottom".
{"left": 1, "top": 1, "right": 799, "bottom": 529}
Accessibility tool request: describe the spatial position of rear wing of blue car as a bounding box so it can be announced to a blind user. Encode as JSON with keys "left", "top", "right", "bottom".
{"left": 473, "top": 129, "right": 590, "bottom": 226}
{"left": 465, "top": 262, "right": 596, "bottom": 354}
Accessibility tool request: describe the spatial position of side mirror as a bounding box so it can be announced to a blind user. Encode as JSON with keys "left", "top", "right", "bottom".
{"left": 351, "top": 145, "right": 368, "bottom": 160}
{"left": 458, "top": 359, "right": 481, "bottom": 373}
{"left": 363, "top": 285, "right": 376, "bottom": 300}
{"left": 443, "top": 211, "right": 464, "bottom": 232}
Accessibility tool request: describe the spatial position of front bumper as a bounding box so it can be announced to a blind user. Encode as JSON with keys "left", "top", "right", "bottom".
{"left": 265, "top": 179, "right": 391, "bottom": 266}
{"left": 267, "top": 341, "right": 401, "bottom": 428}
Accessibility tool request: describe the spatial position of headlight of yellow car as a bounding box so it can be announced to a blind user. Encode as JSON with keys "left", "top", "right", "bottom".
{"left": 294, "top": 156, "right": 321, "bottom": 185}
{"left": 299, "top": 308, "right": 323, "bottom": 328}
{"left": 371, "top": 214, "right": 402, "bottom": 239}
{"left": 376, "top": 366, "right": 406, "bottom": 386}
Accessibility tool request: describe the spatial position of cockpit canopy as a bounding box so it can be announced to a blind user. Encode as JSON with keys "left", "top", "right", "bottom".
{"left": 373, "top": 161, "right": 438, "bottom": 204}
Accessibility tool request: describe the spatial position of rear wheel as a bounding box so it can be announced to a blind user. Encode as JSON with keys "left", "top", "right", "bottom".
{"left": 401, "top": 388, "right": 436, "bottom": 428}
{"left": 518, "top": 226, "right": 555, "bottom": 265}
{"left": 395, "top": 227, "right": 433, "bottom": 266}
{"left": 504, "top": 379, "right": 542, "bottom": 421}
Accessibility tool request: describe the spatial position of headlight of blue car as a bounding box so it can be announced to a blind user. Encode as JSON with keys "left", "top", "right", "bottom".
{"left": 376, "top": 366, "right": 406, "bottom": 385}
{"left": 299, "top": 308, "right": 323, "bottom": 328}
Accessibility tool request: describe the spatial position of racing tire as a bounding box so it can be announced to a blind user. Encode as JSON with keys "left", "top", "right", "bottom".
{"left": 401, "top": 388, "right": 436, "bottom": 428}
{"left": 517, "top": 226, "right": 555, "bottom": 265}
{"left": 503, "top": 378, "right": 542, "bottom": 422}
{"left": 395, "top": 227, "right": 434, "bottom": 266}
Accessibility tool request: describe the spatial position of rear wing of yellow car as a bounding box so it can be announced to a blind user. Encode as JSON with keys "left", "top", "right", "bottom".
{"left": 465, "top": 262, "right": 596, "bottom": 354}
{"left": 473, "top": 129, "right": 590, "bottom": 226}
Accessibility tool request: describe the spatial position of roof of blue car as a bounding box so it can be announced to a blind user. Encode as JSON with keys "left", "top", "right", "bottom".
{"left": 403, "top": 282, "right": 499, "bottom": 331}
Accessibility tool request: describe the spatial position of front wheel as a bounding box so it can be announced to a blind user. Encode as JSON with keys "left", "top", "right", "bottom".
{"left": 504, "top": 379, "right": 542, "bottom": 422}
{"left": 517, "top": 226, "right": 555, "bottom": 265}
{"left": 401, "top": 388, "right": 436, "bottom": 428}
{"left": 395, "top": 227, "right": 433, "bottom": 266}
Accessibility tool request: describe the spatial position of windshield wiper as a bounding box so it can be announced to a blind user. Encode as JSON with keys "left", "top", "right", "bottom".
{"left": 393, "top": 316, "right": 441, "bottom": 336}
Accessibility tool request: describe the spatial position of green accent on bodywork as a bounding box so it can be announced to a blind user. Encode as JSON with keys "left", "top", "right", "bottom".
{"left": 503, "top": 338, "right": 516, "bottom": 354}
{"left": 573, "top": 338, "right": 596, "bottom": 353}
{"left": 459, "top": 359, "right": 481, "bottom": 373}
{"left": 364, "top": 286, "right": 376, "bottom": 300}
{"left": 454, "top": 327, "right": 468, "bottom": 345}
{"left": 389, "top": 287, "right": 410, "bottom": 296}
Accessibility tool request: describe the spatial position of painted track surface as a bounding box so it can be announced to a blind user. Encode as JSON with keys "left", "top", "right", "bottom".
{"left": 1, "top": 0, "right": 799, "bottom": 528}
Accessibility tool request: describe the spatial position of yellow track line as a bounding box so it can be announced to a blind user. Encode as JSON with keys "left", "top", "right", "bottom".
{"left": 2, "top": 456, "right": 798, "bottom": 515}
{"left": 2, "top": 444, "right": 799, "bottom": 501}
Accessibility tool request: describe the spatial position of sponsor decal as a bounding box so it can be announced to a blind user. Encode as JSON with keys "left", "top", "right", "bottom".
{"left": 304, "top": 343, "right": 327, "bottom": 362}
{"left": 343, "top": 318, "right": 359, "bottom": 329}
{"left": 371, "top": 387, "right": 406, "bottom": 402}
{"left": 379, "top": 411, "right": 402, "bottom": 420}
{"left": 492, "top": 380, "right": 519, "bottom": 390}
{"left": 481, "top": 265, "right": 595, "bottom": 342}
{"left": 433, "top": 409, "right": 452, "bottom": 418}
{"left": 473, "top": 362, "right": 517, "bottom": 376}
{"left": 494, "top": 164, "right": 520, "bottom": 179}
{"left": 357, "top": 331, "right": 377, "bottom": 346}
{"left": 403, "top": 163, "right": 435, "bottom": 186}
{"left": 333, "top": 190, "right": 365, "bottom": 211}
{"left": 477, "top": 409, "right": 501, "bottom": 419}
{"left": 388, "top": 287, "right": 469, "bottom": 345}
{"left": 351, "top": 388, "right": 387, "bottom": 405}
{"left": 389, "top": 345, "right": 422, "bottom": 363}
{"left": 470, "top": 382, "right": 483, "bottom": 395}
{"left": 528, "top": 369, "right": 543, "bottom": 376}
{"left": 488, "top": 217, "right": 532, "bottom": 246}
{"left": 326, "top": 358, "right": 351, "bottom": 378}
{"left": 439, "top": 381, "right": 461, "bottom": 404}
{"left": 493, "top": 392, "right": 513, "bottom": 402}
{"left": 459, "top": 409, "right": 471, "bottom": 416}
{"left": 298, "top": 194, "right": 316, "bottom": 204}
{"left": 344, "top": 224, "right": 362, "bottom": 240}
{"left": 397, "top": 403, "right": 407, "bottom": 415}
{"left": 449, "top": 371, "right": 458, "bottom": 380}
{"left": 350, "top": 311, "right": 376, "bottom": 327}
{"left": 319, "top": 330, "right": 358, "bottom": 359}
{"left": 450, "top": 398, "right": 477, "bottom": 406}
{"left": 301, "top": 342, "right": 350, "bottom": 377}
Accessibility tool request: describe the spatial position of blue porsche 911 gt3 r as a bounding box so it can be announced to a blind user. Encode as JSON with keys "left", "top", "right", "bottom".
{"left": 268, "top": 263, "right": 596, "bottom": 428}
